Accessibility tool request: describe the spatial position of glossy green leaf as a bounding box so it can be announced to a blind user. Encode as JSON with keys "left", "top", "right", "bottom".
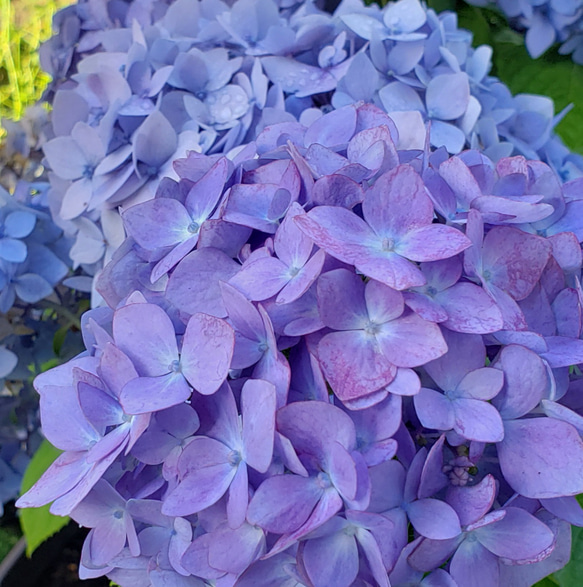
{"left": 552, "top": 526, "right": 583, "bottom": 586}
{"left": 19, "top": 440, "right": 69, "bottom": 556}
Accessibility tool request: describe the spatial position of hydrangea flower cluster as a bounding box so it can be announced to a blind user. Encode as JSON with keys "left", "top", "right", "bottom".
{"left": 467, "top": 0, "right": 583, "bottom": 63}
{"left": 39, "top": 0, "right": 583, "bottom": 285}
{"left": 18, "top": 103, "right": 583, "bottom": 586}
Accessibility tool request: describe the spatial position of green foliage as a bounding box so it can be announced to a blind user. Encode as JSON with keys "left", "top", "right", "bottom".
{"left": 451, "top": 2, "right": 583, "bottom": 154}
{"left": 19, "top": 440, "right": 69, "bottom": 557}
{"left": 0, "top": 525, "right": 21, "bottom": 560}
{"left": 550, "top": 526, "right": 583, "bottom": 586}
{"left": 0, "top": 0, "right": 68, "bottom": 128}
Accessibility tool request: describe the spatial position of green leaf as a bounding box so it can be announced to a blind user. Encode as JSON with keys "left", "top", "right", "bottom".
{"left": 535, "top": 578, "right": 560, "bottom": 586}
{"left": 52, "top": 324, "right": 69, "bottom": 356}
{"left": 553, "top": 526, "right": 583, "bottom": 586}
{"left": 19, "top": 440, "right": 70, "bottom": 557}
{"left": 450, "top": 2, "right": 583, "bottom": 155}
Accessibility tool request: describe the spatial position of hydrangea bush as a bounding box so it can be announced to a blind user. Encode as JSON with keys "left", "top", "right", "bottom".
{"left": 16, "top": 102, "right": 583, "bottom": 586}
{"left": 37, "top": 0, "right": 583, "bottom": 292}
{"left": 0, "top": 115, "right": 85, "bottom": 516}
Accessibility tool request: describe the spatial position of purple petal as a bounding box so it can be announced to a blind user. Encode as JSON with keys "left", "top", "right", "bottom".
{"left": 180, "top": 313, "right": 234, "bottom": 395}
{"left": 498, "top": 418, "right": 583, "bottom": 498}
{"left": 242, "top": 379, "right": 276, "bottom": 473}
{"left": 407, "top": 498, "right": 461, "bottom": 539}
{"left": 113, "top": 303, "right": 177, "bottom": 377}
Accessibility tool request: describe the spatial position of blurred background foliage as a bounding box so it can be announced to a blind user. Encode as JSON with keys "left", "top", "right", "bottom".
{"left": 0, "top": 0, "right": 69, "bottom": 134}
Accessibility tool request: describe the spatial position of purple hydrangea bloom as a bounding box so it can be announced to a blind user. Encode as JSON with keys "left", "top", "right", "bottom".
{"left": 13, "top": 72, "right": 583, "bottom": 587}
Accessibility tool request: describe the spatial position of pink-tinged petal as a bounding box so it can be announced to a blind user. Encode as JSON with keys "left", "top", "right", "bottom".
{"left": 414, "top": 388, "right": 455, "bottom": 432}
{"left": 318, "top": 330, "right": 397, "bottom": 402}
{"left": 397, "top": 224, "right": 471, "bottom": 263}
{"left": 227, "top": 463, "right": 249, "bottom": 529}
{"left": 403, "top": 292, "right": 449, "bottom": 323}
{"left": 486, "top": 282, "right": 528, "bottom": 330}
{"left": 166, "top": 248, "right": 240, "bottom": 319}
{"left": 150, "top": 235, "right": 198, "bottom": 283}
{"left": 377, "top": 313, "right": 448, "bottom": 368}
{"left": 355, "top": 250, "right": 427, "bottom": 290}
{"left": 362, "top": 165, "right": 433, "bottom": 238}
{"left": 242, "top": 379, "right": 276, "bottom": 473}
{"left": 328, "top": 442, "right": 357, "bottom": 501}
{"left": 548, "top": 231, "right": 582, "bottom": 273}
{"left": 482, "top": 227, "right": 551, "bottom": 301}
{"left": 498, "top": 516, "right": 572, "bottom": 587}
{"left": 456, "top": 368, "right": 504, "bottom": 400}
{"left": 229, "top": 256, "right": 290, "bottom": 301}
{"left": 274, "top": 202, "right": 313, "bottom": 268}
{"left": 294, "top": 206, "right": 377, "bottom": 266}
{"left": 365, "top": 279, "right": 404, "bottom": 324}
{"left": 276, "top": 249, "right": 326, "bottom": 305}
{"left": 450, "top": 540, "right": 499, "bottom": 587}
{"left": 180, "top": 313, "right": 234, "bottom": 395}
{"left": 163, "top": 438, "right": 236, "bottom": 516}
{"left": 113, "top": 303, "right": 177, "bottom": 377}
{"left": 498, "top": 418, "right": 583, "bottom": 498}
{"left": 312, "top": 174, "right": 364, "bottom": 208}
{"left": 493, "top": 345, "right": 546, "bottom": 420}
{"left": 247, "top": 475, "right": 323, "bottom": 534}
{"left": 123, "top": 198, "right": 192, "bottom": 250}
{"left": 476, "top": 507, "right": 554, "bottom": 561}
{"left": 317, "top": 268, "right": 368, "bottom": 330}
{"left": 268, "top": 489, "right": 344, "bottom": 556}
{"left": 276, "top": 400, "right": 357, "bottom": 462}
{"left": 302, "top": 531, "right": 358, "bottom": 587}
{"left": 16, "top": 451, "right": 90, "bottom": 508}
{"left": 386, "top": 368, "right": 421, "bottom": 396}
{"left": 50, "top": 438, "right": 128, "bottom": 516}
{"left": 437, "top": 282, "right": 504, "bottom": 334}
{"left": 407, "top": 498, "right": 461, "bottom": 539}
{"left": 185, "top": 157, "right": 228, "bottom": 221}
{"left": 452, "top": 399, "right": 504, "bottom": 442}
{"left": 446, "top": 474, "right": 497, "bottom": 527}
{"left": 120, "top": 373, "right": 191, "bottom": 415}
